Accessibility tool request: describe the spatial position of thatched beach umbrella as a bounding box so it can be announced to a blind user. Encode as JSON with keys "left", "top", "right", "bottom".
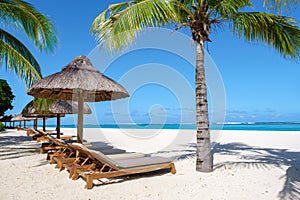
{"left": 0, "top": 115, "right": 12, "bottom": 127}
{"left": 22, "top": 99, "right": 92, "bottom": 138}
{"left": 11, "top": 114, "right": 34, "bottom": 128}
{"left": 27, "top": 56, "right": 129, "bottom": 143}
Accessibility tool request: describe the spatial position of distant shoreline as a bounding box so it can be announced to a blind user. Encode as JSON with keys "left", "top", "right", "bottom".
{"left": 22, "top": 122, "right": 300, "bottom": 131}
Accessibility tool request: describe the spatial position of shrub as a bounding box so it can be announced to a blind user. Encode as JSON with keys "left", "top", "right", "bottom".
{"left": 0, "top": 122, "right": 4, "bottom": 131}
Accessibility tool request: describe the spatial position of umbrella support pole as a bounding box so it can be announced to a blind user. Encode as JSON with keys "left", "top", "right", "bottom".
{"left": 77, "top": 90, "right": 84, "bottom": 143}
{"left": 57, "top": 114, "right": 61, "bottom": 139}
{"left": 43, "top": 117, "right": 46, "bottom": 132}
{"left": 34, "top": 119, "right": 37, "bottom": 130}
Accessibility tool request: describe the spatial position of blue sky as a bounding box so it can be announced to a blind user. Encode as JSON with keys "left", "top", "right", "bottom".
{"left": 1, "top": 0, "right": 300, "bottom": 125}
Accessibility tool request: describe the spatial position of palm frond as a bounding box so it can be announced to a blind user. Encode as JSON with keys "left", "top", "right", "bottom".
{"left": 33, "top": 98, "right": 55, "bottom": 114}
{"left": 231, "top": 12, "right": 300, "bottom": 59}
{"left": 0, "top": 0, "right": 58, "bottom": 52}
{"left": 108, "top": 1, "right": 132, "bottom": 12}
{"left": 92, "top": 0, "right": 180, "bottom": 51}
{"left": 177, "top": 0, "right": 198, "bottom": 11}
{"left": 208, "top": 0, "right": 252, "bottom": 18}
{"left": 263, "top": 0, "right": 300, "bottom": 12}
{"left": 0, "top": 29, "right": 42, "bottom": 87}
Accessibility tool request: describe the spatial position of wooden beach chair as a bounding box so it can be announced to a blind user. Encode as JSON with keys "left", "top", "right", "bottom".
{"left": 35, "top": 130, "right": 73, "bottom": 142}
{"left": 16, "top": 127, "right": 27, "bottom": 131}
{"left": 46, "top": 135, "right": 76, "bottom": 161}
{"left": 40, "top": 135, "right": 68, "bottom": 154}
{"left": 60, "top": 147, "right": 146, "bottom": 179}
{"left": 65, "top": 143, "right": 176, "bottom": 189}
{"left": 26, "top": 129, "right": 53, "bottom": 141}
{"left": 48, "top": 139, "right": 123, "bottom": 172}
{"left": 26, "top": 128, "right": 39, "bottom": 136}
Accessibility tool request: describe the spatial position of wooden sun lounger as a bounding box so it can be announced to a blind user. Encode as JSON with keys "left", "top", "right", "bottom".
{"left": 40, "top": 135, "right": 68, "bottom": 154}
{"left": 35, "top": 130, "right": 73, "bottom": 143}
{"left": 61, "top": 151, "right": 147, "bottom": 179}
{"left": 26, "top": 128, "right": 39, "bottom": 136}
{"left": 16, "top": 127, "right": 28, "bottom": 131}
{"left": 46, "top": 136, "right": 76, "bottom": 162}
{"left": 37, "top": 135, "right": 74, "bottom": 143}
{"left": 65, "top": 143, "right": 176, "bottom": 189}
{"left": 49, "top": 140, "right": 119, "bottom": 172}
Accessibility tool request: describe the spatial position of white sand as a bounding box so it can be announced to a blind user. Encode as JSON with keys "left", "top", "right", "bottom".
{"left": 0, "top": 128, "right": 299, "bottom": 200}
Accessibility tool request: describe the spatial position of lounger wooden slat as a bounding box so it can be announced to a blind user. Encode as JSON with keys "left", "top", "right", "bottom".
{"left": 84, "top": 162, "right": 176, "bottom": 189}
{"left": 40, "top": 135, "right": 70, "bottom": 154}
{"left": 35, "top": 130, "right": 74, "bottom": 143}
{"left": 65, "top": 143, "right": 176, "bottom": 189}
{"left": 63, "top": 152, "right": 147, "bottom": 179}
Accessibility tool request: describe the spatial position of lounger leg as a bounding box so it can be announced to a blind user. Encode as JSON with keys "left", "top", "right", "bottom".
{"left": 49, "top": 157, "right": 56, "bottom": 164}
{"left": 69, "top": 166, "right": 78, "bottom": 180}
{"left": 86, "top": 175, "right": 93, "bottom": 190}
{"left": 71, "top": 172, "right": 79, "bottom": 180}
{"left": 59, "top": 165, "right": 65, "bottom": 171}
{"left": 170, "top": 163, "right": 176, "bottom": 174}
{"left": 39, "top": 148, "right": 44, "bottom": 154}
{"left": 69, "top": 167, "right": 74, "bottom": 179}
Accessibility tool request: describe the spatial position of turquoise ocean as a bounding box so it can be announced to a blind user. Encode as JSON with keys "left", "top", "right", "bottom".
{"left": 41, "top": 122, "right": 300, "bottom": 131}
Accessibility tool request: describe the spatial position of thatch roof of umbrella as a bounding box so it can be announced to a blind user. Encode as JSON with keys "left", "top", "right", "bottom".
{"left": 11, "top": 114, "right": 35, "bottom": 129}
{"left": 27, "top": 55, "right": 129, "bottom": 143}
{"left": 21, "top": 100, "right": 91, "bottom": 116}
{"left": 22, "top": 99, "right": 92, "bottom": 138}
{"left": 27, "top": 56, "right": 129, "bottom": 102}
{"left": 0, "top": 115, "right": 13, "bottom": 122}
{"left": 11, "top": 114, "right": 34, "bottom": 122}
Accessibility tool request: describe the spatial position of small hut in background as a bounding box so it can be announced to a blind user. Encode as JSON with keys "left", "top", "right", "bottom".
{"left": 22, "top": 99, "right": 92, "bottom": 138}
{"left": 0, "top": 115, "right": 13, "bottom": 128}
{"left": 11, "top": 114, "right": 34, "bottom": 129}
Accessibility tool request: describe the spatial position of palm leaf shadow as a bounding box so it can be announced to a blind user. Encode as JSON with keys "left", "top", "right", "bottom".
{"left": 212, "top": 142, "right": 300, "bottom": 199}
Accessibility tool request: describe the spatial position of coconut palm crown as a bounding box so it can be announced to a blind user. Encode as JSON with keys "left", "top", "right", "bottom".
{"left": 91, "top": 0, "right": 300, "bottom": 172}
{"left": 0, "top": 0, "right": 58, "bottom": 87}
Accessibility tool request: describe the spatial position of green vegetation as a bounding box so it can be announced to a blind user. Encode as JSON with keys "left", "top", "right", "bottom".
{"left": 0, "top": 122, "right": 4, "bottom": 131}
{"left": 0, "top": 0, "right": 58, "bottom": 87}
{"left": 92, "top": 0, "right": 300, "bottom": 172}
{"left": 0, "top": 79, "right": 15, "bottom": 116}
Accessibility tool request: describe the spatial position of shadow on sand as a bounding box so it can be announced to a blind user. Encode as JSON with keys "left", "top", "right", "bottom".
{"left": 212, "top": 142, "right": 300, "bottom": 200}
{"left": 0, "top": 135, "right": 40, "bottom": 160}
{"left": 157, "top": 142, "right": 300, "bottom": 199}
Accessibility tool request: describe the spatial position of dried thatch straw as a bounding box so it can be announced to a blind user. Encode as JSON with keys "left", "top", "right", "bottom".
{"left": 11, "top": 114, "right": 34, "bottom": 122}
{"left": 27, "top": 56, "right": 129, "bottom": 102}
{"left": 0, "top": 115, "right": 12, "bottom": 122}
{"left": 21, "top": 100, "right": 91, "bottom": 116}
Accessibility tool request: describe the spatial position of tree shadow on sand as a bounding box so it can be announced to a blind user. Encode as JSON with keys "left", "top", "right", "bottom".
{"left": 0, "top": 135, "right": 40, "bottom": 160}
{"left": 212, "top": 143, "right": 300, "bottom": 200}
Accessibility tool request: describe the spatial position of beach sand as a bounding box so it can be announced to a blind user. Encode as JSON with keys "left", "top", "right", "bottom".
{"left": 0, "top": 128, "right": 299, "bottom": 200}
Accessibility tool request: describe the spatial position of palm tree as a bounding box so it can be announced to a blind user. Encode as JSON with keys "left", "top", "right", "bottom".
{"left": 91, "top": 0, "right": 300, "bottom": 172}
{"left": 0, "top": 0, "right": 58, "bottom": 87}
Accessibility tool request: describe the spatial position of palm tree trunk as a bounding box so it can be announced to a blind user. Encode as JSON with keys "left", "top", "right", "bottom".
{"left": 195, "top": 40, "right": 213, "bottom": 172}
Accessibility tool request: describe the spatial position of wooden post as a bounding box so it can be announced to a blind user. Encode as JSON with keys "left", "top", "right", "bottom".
{"left": 77, "top": 90, "right": 84, "bottom": 143}
{"left": 43, "top": 116, "right": 46, "bottom": 132}
{"left": 24, "top": 120, "right": 26, "bottom": 128}
{"left": 57, "top": 114, "right": 61, "bottom": 139}
{"left": 34, "top": 119, "right": 37, "bottom": 130}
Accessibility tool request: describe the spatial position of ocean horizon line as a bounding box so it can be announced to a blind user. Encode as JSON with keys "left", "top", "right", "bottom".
{"left": 29, "top": 122, "right": 300, "bottom": 131}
